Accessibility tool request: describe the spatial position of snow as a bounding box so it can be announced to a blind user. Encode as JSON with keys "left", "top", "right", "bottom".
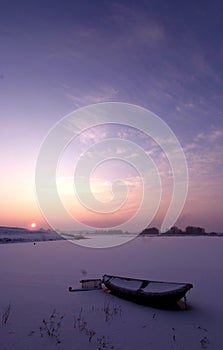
{"left": 108, "top": 277, "right": 142, "bottom": 291}
{"left": 0, "top": 236, "right": 223, "bottom": 349}
{"left": 0, "top": 226, "right": 62, "bottom": 244}
{"left": 142, "top": 282, "right": 186, "bottom": 293}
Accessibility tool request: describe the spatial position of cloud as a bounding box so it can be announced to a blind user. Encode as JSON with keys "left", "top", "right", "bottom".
{"left": 48, "top": 2, "right": 166, "bottom": 68}
{"left": 195, "top": 128, "right": 223, "bottom": 142}
{"left": 65, "top": 86, "right": 119, "bottom": 107}
{"left": 111, "top": 3, "right": 165, "bottom": 46}
{"left": 78, "top": 126, "right": 109, "bottom": 145}
{"left": 184, "top": 129, "right": 223, "bottom": 181}
{"left": 211, "top": 129, "right": 223, "bottom": 140}
{"left": 118, "top": 21, "right": 165, "bottom": 48}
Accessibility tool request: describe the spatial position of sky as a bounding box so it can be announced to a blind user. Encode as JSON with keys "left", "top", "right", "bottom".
{"left": 1, "top": 0, "right": 223, "bottom": 233}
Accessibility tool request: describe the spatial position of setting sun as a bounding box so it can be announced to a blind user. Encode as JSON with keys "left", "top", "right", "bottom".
{"left": 30, "top": 222, "right": 36, "bottom": 229}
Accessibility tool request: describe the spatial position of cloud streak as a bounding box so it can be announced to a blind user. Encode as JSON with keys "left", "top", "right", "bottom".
{"left": 65, "top": 86, "right": 119, "bottom": 107}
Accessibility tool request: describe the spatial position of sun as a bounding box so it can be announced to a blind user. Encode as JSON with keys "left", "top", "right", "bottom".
{"left": 30, "top": 222, "right": 37, "bottom": 229}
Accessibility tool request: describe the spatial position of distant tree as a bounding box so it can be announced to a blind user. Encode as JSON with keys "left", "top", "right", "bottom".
{"left": 165, "top": 226, "right": 183, "bottom": 235}
{"left": 140, "top": 227, "right": 159, "bottom": 236}
{"left": 185, "top": 226, "right": 205, "bottom": 235}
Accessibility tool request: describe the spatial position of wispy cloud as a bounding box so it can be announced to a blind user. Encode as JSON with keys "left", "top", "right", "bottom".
{"left": 110, "top": 3, "right": 165, "bottom": 47}
{"left": 78, "top": 126, "right": 109, "bottom": 145}
{"left": 195, "top": 128, "right": 223, "bottom": 142}
{"left": 65, "top": 86, "right": 119, "bottom": 107}
{"left": 183, "top": 129, "right": 223, "bottom": 183}
{"left": 48, "top": 2, "right": 166, "bottom": 68}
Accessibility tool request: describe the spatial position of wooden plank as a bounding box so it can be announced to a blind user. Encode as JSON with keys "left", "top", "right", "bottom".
{"left": 68, "top": 286, "right": 102, "bottom": 292}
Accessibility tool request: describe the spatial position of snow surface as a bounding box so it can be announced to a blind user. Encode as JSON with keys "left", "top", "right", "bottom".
{"left": 0, "top": 236, "right": 223, "bottom": 349}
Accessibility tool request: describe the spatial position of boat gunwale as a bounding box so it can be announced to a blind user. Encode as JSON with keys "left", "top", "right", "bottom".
{"left": 103, "top": 274, "right": 193, "bottom": 289}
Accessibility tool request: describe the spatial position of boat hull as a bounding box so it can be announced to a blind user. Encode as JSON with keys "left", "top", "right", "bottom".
{"left": 102, "top": 275, "right": 193, "bottom": 309}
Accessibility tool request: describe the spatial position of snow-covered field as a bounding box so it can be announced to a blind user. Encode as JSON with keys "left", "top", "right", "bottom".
{"left": 0, "top": 227, "right": 62, "bottom": 244}
{"left": 0, "top": 236, "right": 222, "bottom": 350}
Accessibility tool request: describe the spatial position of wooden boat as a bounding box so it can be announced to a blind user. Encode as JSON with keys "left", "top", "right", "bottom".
{"left": 102, "top": 275, "right": 193, "bottom": 308}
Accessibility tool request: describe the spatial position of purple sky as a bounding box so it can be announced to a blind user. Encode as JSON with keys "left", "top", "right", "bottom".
{"left": 1, "top": 0, "right": 223, "bottom": 232}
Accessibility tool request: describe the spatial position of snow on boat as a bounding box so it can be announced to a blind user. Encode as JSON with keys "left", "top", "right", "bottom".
{"left": 102, "top": 275, "right": 193, "bottom": 308}
{"left": 69, "top": 278, "right": 102, "bottom": 292}
{"left": 80, "top": 278, "right": 102, "bottom": 289}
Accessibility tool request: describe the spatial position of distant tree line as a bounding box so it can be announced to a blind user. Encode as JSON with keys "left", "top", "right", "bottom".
{"left": 140, "top": 226, "right": 220, "bottom": 236}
